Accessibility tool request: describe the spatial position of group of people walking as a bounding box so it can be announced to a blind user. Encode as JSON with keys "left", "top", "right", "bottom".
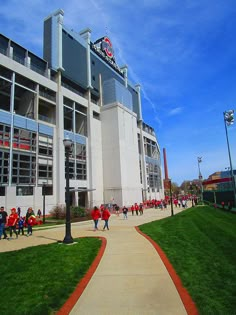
{"left": 91, "top": 202, "right": 146, "bottom": 231}
{"left": 0, "top": 206, "right": 38, "bottom": 240}
{"left": 91, "top": 206, "right": 111, "bottom": 231}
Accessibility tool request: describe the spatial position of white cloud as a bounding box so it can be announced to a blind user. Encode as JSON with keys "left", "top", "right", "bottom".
{"left": 168, "top": 107, "right": 183, "bottom": 116}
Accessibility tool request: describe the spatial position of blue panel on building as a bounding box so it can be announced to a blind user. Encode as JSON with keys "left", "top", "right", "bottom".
{"left": 0, "top": 110, "right": 11, "bottom": 125}
{"left": 103, "top": 78, "right": 133, "bottom": 111}
{"left": 75, "top": 134, "right": 86, "bottom": 145}
{"left": 14, "top": 115, "right": 27, "bottom": 129}
{"left": 26, "top": 119, "right": 38, "bottom": 132}
{"left": 64, "top": 131, "right": 75, "bottom": 142}
{"left": 64, "top": 131, "right": 86, "bottom": 145}
{"left": 39, "top": 123, "right": 54, "bottom": 136}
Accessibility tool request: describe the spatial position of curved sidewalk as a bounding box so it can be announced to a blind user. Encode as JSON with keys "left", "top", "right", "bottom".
{"left": 0, "top": 207, "right": 193, "bottom": 315}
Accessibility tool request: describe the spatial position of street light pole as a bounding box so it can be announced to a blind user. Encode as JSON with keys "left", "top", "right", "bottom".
{"left": 63, "top": 136, "right": 74, "bottom": 244}
{"left": 197, "top": 157, "right": 203, "bottom": 202}
{"left": 223, "top": 110, "right": 236, "bottom": 208}
{"left": 42, "top": 182, "right": 46, "bottom": 224}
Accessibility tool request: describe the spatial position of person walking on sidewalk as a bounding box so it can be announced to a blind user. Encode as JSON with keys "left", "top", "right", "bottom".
{"left": 0, "top": 206, "right": 8, "bottom": 240}
{"left": 27, "top": 214, "right": 37, "bottom": 236}
{"left": 91, "top": 206, "right": 101, "bottom": 231}
{"left": 102, "top": 207, "right": 111, "bottom": 230}
{"left": 7, "top": 208, "right": 18, "bottom": 239}
{"left": 122, "top": 206, "right": 128, "bottom": 219}
{"left": 18, "top": 216, "right": 25, "bottom": 235}
{"left": 25, "top": 207, "right": 35, "bottom": 236}
{"left": 131, "top": 204, "right": 134, "bottom": 216}
{"left": 139, "top": 203, "right": 143, "bottom": 215}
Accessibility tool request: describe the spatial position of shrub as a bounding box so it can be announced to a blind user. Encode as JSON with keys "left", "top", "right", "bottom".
{"left": 50, "top": 205, "right": 66, "bottom": 219}
{"left": 71, "top": 206, "right": 88, "bottom": 218}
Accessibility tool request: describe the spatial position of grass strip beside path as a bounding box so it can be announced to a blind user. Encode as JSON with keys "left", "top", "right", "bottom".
{"left": 0, "top": 237, "right": 101, "bottom": 315}
{"left": 139, "top": 206, "right": 236, "bottom": 315}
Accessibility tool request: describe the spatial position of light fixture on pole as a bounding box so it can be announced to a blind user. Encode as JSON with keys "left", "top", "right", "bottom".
{"left": 223, "top": 110, "right": 236, "bottom": 208}
{"left": 63, "top": 136, "right": 74, "bottom": 244}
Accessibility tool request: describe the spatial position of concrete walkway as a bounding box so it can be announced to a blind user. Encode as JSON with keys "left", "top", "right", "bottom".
{"left": 0, "top": 207, "right": 188, "bottom": 315}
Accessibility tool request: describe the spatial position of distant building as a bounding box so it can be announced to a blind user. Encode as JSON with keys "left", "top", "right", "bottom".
{"left": 0, "top": 9, "right": 163, "bottom": 213}
{"left": 203, "top": 170, "right": 236, "bottom": 191}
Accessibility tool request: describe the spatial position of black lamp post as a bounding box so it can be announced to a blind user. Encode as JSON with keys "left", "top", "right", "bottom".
{"left": 169, "top": 179, "right": 174, "bottom": 216}
{"left": 197, "top": 157, "right": 203, "bottom": 202}
{"left": 223, "top": 110, "right": 236, "bottom": 208}
{"left": 63, "top": 136, "right": 74, "bottom": 244}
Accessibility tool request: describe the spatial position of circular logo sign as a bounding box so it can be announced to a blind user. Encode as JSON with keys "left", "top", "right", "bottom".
{"left": 101, "top": 37, "right": 114, "bottom": 59}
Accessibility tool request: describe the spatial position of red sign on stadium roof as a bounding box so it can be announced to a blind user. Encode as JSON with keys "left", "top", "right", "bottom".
{"left": 91, "top": 36, "right": 123, "bottom": 76}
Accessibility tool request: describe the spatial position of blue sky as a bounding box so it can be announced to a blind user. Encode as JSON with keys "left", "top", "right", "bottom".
{"left": 1, "top": 0, "right": 236, "bottom": 185}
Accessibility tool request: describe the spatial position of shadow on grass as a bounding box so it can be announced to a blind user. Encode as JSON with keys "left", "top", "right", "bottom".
{"left": 36, "top": 235, "right": 62, "bottom": 242}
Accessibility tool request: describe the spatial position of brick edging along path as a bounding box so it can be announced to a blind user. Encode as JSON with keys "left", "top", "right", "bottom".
{"left": 57, "top": 236, "right": 107, "bottom": 315}
{"left": 135, "top": 227, "right": 199, "bottom": 315}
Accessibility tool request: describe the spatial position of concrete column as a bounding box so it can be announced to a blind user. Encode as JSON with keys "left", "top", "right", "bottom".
{"left": 55, "top": 71, "right": 66, "bottom": 205}
{"left": 121, "top": 65, "right": 128, "bottom": 88}
{"left": 8, "top": 44, "right": 13, "bottom": 59}
{"left": 135, "top": 84, "right": 142, "bottom": 121}
{"left": 80, "top": 28, "right": 92, "bottom": 89}
{"left": 9, "top": 72, "right": 15, "bottom": 186}
{"left": 54, "top": 9, "right": 64, "bottom": 71}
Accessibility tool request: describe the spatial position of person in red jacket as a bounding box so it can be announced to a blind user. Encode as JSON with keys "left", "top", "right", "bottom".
{"left": 102, "top": 207, "right": 111, "bottom": 230}
{"left": 91, "top": 206, "right": 101, "bottom": 231}
{"left": 131, "top": 205, "right": 134, "bottom": 216}
{"left": 7, "top": 207, "right": 18, "bottom": 239}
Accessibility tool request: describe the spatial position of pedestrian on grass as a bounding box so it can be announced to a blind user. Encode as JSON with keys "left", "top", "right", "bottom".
{"left": 7, "top": 208, "right": 18, "bottom": 239}
{"left": 102, "top": 207, "right": 111, "bottom": 230}
{"left": 91, "top": 206, "right": 101, "bottom": 231}
{"left": 0, "top": 206, "right": 8, "bottom": 240}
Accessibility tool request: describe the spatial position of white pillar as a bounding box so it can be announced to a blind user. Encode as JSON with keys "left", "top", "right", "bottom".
{"left": 120, "top": 65, "right": 128, "bottom": 88}
{"left": 54, "top": 9, "right": 64, "bottom": 71}
{"left": 135, "top": 84, "right": 142, "bottom": 121}
{"left": 80, "top": 28, "right": 92, "bottom": 89}
{"left": 56, "top": 71, "right": 66, "bottom": 205}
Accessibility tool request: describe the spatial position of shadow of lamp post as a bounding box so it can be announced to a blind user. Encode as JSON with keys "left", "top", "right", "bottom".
{"left": 223, "top": 110, "right": 236, "bottom": 208}
{"left": 63, "top": 136, "right": 74, "bottom": 244}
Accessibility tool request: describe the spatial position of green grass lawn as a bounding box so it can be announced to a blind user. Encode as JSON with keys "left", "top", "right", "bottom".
{"left": 139, "top": 205, "right": 236, "bottom": 315}
{"left": 0, "top": 238, "right": 101, "bottom": 315}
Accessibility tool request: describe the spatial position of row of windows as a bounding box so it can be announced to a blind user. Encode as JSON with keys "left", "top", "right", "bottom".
{"left": 0, "top": 185, "right": 53, "bottom": 196}
{"left": 12, "top": 152, "right": 36, "bottom": 184}
{"left": 67, "top": 160, "right": 87, "bottom": 180}
{"left": 0, "top": 124, "right": 53, "bottom": 157}
{"left": 146, "top": 162, "right": 162, "bottom": 189}
{"left": 0, "top": 150, "right": 54, "bottom": 185}
{"left": 0, "top": 143, "right": 87, "bottom": 185}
